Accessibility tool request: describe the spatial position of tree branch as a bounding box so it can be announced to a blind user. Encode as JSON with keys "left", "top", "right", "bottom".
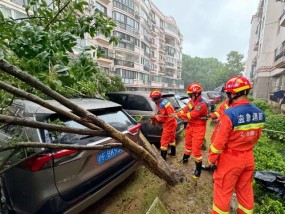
{"left": 44, "top": 0, "right": 71, "bottom": 31}
{"left": 0, "top": 142, "right": 122, "bottom": 153}
{"left": 0, "top": 59, "right": 182, "bottom": 185}
{"left": 0, "top": 114, "right": 106, "bottom": 137}
{"left": 12, "top": 16, "right": 46, "bottom": 21}
{"left": 0, "top": 80, "right": 102, "bottom": 131}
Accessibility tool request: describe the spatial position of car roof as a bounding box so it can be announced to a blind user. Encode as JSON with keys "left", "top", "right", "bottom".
{"left": 106, "top": 91, "right": 175, "bottom": 98}
{"left": 13, "top": 98, "right": 121, "bottom": 115}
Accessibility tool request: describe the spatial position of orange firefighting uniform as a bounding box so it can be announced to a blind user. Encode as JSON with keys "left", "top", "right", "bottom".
{"left": 210, "top": 99, "right": 230, "bottom": 143}
{"left": 176, "top": 96, "right": 208, "bottom": 162}
{"left": 153, "top": 98, "right": 177, "bottom": 151}
{"left": 208, "top": 99, "right": 265, "bottom": 214}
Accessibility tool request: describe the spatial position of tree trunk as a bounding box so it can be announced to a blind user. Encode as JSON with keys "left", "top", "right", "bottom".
{"left": 0, "top": 59, "right": 185, "bottom": 185}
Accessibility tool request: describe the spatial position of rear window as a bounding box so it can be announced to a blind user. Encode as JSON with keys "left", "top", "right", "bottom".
{"left": 107, "top": 94, "right": 127, "bottom": 108}
{"left": 126, "top": 95, "right": 152, "bottom": 111}
{"left": 41, "top": 109, "right": 134, "bottom": 145}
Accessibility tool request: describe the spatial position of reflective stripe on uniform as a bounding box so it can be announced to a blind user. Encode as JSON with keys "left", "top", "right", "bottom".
{"left": 165, "top": 102, "right": 170, "bottom": 108}
{"left": 212, "top": 204, "right": 229, "bottom": 214}
{"left": 187, "top": 112, "right": 191, "bottom": 119}
{"left": 210, "top": 144, "right": 222, "bottom": 154}
{"left": 237, "top": 204, "right": 253, "bottom": 214}
{"left": 193, "top": 156, "right": 202, "bottom": 162}
{"left": 234, "top": 122, "right": 264, "bottom": 131}
{"left": 169, "top": 142, "right": 176, "bottom": 146}
{"left": 214, "top": 112, "right": 220, "bottom": 118}
{"left": 185, "top": 148, "right": 192, "bottom": 153}
{"left": 179, "top": 110, "right": 184, "bottom": 114}
{"left": 160, "top": 146, "right": 167, "bottom": 151}
{"left": 188, "top": 103, "right": 193, "bottom": 109}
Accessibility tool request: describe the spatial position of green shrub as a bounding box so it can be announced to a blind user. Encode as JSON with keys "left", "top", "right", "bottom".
{"left": 252, "top": 99, "right": 270, "bottom": 112}
{"left": 264, "top": 115, "right": 285, "bottom": 143}
{"left": 248, "top": 95, "right": 254, "bottom": 102}
{"left": 254, "top": 136, "right": 285, "bottom": 213}
{"left": 254, "top": 136, "right": 285, "bottom": 174}
{"left": 254, "top": 183, "right": 285, "bottom": 214}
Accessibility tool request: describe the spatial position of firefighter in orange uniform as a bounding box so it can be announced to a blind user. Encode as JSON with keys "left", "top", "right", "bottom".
{"left": 202, "top": 98, "right": 230, "bottom": 171}
{"left": 149, "top": 90, "right": 177, "bottom": 160}
{"left": 208, "top": 76, "right": 265, "bottom": 214}
{"left": 209, "top": 98, "right": 230, "bottom": 143}
{"left": 175, "top": 83, "right": 208, "bottom": 178}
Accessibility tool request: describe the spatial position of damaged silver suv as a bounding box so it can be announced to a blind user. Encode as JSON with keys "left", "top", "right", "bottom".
{"left": 0, "top": 98, "right": 141, "bottom": 214}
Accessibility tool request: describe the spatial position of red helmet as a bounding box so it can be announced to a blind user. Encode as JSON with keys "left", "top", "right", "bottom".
{"left": 187, "top": 83, "right": 203, "bottom": 95}
{"left": 224, "top": 76, "right": 252, "bottom": 93}
{"left": 149, "top": 90, "right": 162, "bottom": 101}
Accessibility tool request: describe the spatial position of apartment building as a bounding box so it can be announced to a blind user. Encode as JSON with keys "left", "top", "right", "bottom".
{"left": 96, "top": 0, "right": 184, "bottom": 92}
{"left": 0, "top": 0, "right": 184, "bottom": 92}
{"left": 245, "top": 0, "right": 285, "bottom": 99}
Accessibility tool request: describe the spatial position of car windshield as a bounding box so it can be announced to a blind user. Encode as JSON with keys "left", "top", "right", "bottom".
{"left": 42, "top": 110, "right": 133, "bottom": 145}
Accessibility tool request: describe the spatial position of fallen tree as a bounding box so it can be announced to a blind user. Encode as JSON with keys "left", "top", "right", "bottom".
{"left": 0, "top": 59, "right": 186, "bottom": 185}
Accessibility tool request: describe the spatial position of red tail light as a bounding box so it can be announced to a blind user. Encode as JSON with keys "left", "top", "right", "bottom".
{"left": 128, "top": 124, "right": 141, "bottom": 133}
{"left": 21, "top": 149, "right": 78, "bottom": 172}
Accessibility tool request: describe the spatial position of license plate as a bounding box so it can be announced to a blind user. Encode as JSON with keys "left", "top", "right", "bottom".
{"left": 97, "top": 148, "right": 124, "bottom": 164}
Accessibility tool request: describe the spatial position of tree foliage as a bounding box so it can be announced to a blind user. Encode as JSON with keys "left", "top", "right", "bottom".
{"left": 182, "top": 51, "right": 245, "bottom": 91}
{"left": 0, "top": 0, "right": 124, "bottom": 102}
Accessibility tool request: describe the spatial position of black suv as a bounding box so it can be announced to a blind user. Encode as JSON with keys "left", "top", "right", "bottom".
{"left": 106, "top": 91, "right": 184, "bottom": 145}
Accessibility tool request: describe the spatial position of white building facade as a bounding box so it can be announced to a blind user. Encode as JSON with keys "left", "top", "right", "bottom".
{"left": 245, "top": 0, "right": 285, "bottom": 100}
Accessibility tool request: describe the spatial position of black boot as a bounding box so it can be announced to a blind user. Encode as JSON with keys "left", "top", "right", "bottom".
{"left": 202, "top": 164, "right": 212, "bottom": 171}
{"left": 161, "top": 150, "right": 167, "bottom": 160}
{"left": 193, "top": 161, "right": 202, "bottom": 178}
{"left": 179, "top": 154, "right": 190, "bottom": 164}
{"left": 168, "top": 146, "right": 176, "bottom": 156}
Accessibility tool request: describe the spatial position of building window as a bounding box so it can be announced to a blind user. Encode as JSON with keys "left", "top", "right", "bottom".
{"left": 122, "top": 69, "right": 136, "bottom": 84}
{"left": 165, "top": 23, "right": 177, "bottom": 34}
{"left": 96, "top": 2, "right": 107, "bottom": 16}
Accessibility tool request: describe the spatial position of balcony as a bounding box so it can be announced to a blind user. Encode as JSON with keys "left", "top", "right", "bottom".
{"left": 165, "top": 62, "right": 175, "bottom": 68}
{"left": 150, "top": 55, "right": 156, "bottom": 62}
{"left": 150, "top": 39, "right": 157, "bottom": 49}
{"left": 151, "top": 81, "right": 163, "bottom": 87}
{"left": 143, "top": 35, "right": 151, "bottom": 44}
{"left": 159, "top": 69, "right": 165, "bottom": 75}
{"left": 280, "top": 10, "right": 285, "bottom": 27}
{"left": 96, "top": 33, "right": 109, "bottom": 45}
{"left": 275, "top": 49, "right": 285, "bottom": 68}
{"left": 115, "top": 21, "right": 139, "bottom": 37}
{"left": 114, "top": 59, "right": 134, "bottom": 68}
{"left": 144, "top": 51, "right": 150, "bottom": 58}
{"left": 97, "top": 55, "right": 113, "bottom": 64}
{"left": 159, "top": 47, "right": 165, "bottom": 54}
{"left": 133, "top": 79, "right": 145, "bottom": 86}
{"left": 150, "top": 67, "right": 157, "bottom": 74}
{"left": 158, "top": 60, "right": 165, "bottom": 65}
{"left": 150, "top": 26, "right": 157, "bottom": 37}
{"left": 113, "top": 1, "right": 135, "bottom": 15}
{"left": 99, "top": 0, "right": 111, "bottom": 4}
{"left": 143, "top": 65, "right": 150, "bottom": 72}
{"left": 159, "top": 35, "right": 165, "bottom": 42}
